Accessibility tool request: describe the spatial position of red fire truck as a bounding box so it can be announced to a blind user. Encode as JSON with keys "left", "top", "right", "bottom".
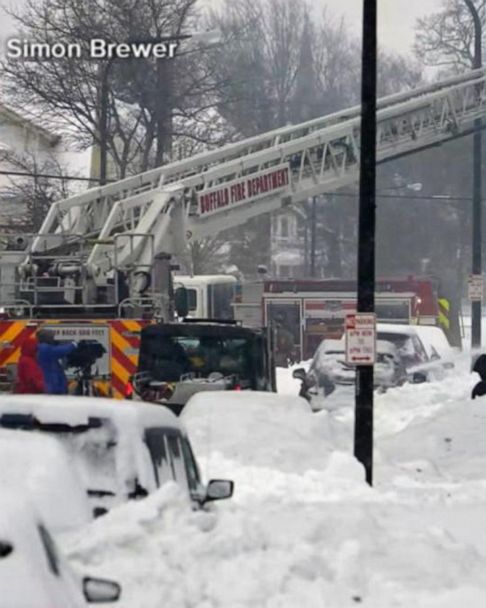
{"left": 233, "top": 276, "right": 447, "bottom": 361}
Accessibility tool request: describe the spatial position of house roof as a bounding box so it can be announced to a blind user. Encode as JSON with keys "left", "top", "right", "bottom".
{"left": 0, "top": 101, "right": 60, "bottom": 147}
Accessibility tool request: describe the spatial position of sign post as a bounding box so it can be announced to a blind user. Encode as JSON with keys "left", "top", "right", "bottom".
{"left": 355, "top": 0, "right": 377, "bottom": 486}
{"left": 345, "top": 313, "right": 377, "bottom": 366}
{"left": 468, "top": 274, "right": 483, "bottom": 302}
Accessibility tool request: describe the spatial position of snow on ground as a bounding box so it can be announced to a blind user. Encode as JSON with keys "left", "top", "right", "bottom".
{"left": 65, "top": 348, "right": 486, "bottom": 607}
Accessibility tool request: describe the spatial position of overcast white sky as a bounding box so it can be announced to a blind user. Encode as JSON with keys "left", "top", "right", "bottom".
{"left": 324, "top": 0, "right": 444, "bottom": 55}
{"left": 0, "top": 0, "right": 445, "bottom": 57}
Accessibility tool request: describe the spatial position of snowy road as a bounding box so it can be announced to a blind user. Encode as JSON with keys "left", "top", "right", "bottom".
{"left": 65, "top": 351, "right": 486, "bottom": 607}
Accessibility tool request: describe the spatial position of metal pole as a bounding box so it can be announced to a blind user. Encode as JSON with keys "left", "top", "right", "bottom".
{"left": 99, "top": 62, "right": 111, "bottom": 187}
{"left": 354, "top": 0, "right": 377, "bottom": 486}
{"left": 464, "top": 0, "right": 483, "bottom": 351}
{"left": 310, "top": 197, "right": 317, "bottom": 277}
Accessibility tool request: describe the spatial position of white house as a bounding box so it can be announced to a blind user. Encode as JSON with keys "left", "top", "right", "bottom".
{"left": 0, "top": 102, "right": 91, "bottom": 227}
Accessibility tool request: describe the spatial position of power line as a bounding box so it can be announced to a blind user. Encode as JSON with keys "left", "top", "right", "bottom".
{"left": 0, "top": 170, "right": 110, "bottom": 183}
{"left": 326, "top": 191, "right": 475, "bottom": 203}
{"left": 0, "top": 168, "right": 474, "bottom": 202}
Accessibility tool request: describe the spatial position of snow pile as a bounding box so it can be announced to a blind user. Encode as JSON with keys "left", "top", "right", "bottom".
{"left": 64, "top": 349, "right": 486, "bottom": 606}
{"left": 181, "top": 392, "right": 365, "bottom": 503}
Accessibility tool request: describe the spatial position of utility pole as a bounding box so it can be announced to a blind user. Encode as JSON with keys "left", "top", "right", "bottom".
{"left": 310, "top": 197, "right": 317, "bottom": 277}
{"left": 354, "top": 0, "right": 377, "bottom": 486}
{"left": 98, "top": 61, "right": 113, "bottom": 186}
{"left": 464, "top": 0, "right": 483, "bottom": 352}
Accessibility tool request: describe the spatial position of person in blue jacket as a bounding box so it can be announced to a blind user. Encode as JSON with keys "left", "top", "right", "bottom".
{"left": 36, "top": 328, "right": 78, "bottom": 395}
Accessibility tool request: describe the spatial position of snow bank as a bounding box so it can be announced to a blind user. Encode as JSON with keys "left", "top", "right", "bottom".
{"left": 64, "top": 349, "right": 486, "bottom": 606}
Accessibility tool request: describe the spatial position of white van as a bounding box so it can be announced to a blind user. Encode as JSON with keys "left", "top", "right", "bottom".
{"left": 0, "top": 395, "right": 234, "bottom": 516}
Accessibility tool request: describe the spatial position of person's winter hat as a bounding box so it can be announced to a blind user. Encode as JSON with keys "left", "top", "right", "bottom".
{"left": 36, "top": 328, "right": 56, "bottom": 344}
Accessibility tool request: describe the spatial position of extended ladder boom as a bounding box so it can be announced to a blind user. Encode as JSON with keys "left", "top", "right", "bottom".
{"left": 7, "top": 68, "right": 486, "bottom": 315}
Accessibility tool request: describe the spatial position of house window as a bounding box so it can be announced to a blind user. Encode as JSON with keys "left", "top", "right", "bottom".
{"left": 280, "top": 217, "right": 289, "bottom": 237}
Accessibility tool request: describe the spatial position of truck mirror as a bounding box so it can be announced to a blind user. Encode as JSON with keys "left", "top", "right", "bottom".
{"left": 174, "top": 287, "right": 189, "bottom": 318}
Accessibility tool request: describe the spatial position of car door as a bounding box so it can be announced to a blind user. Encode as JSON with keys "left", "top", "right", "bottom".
{"left": 37, "top": 523, "right": 86, "bottom": 608}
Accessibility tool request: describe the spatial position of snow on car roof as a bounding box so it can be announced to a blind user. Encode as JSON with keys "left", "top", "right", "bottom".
{"left": 317, "top": 338, "right": 397, "bottom": 356}
{"left": 0, "top": 429, "right": 91, "bottom": 533}
{"left": 0, "top": 395, "right": 182, "bottom": 432}
{"left": 412, "top": 325, "right": 452, "bottom": 358}
{"left": 376, "top": 323, "right": 418, "bottom": 336}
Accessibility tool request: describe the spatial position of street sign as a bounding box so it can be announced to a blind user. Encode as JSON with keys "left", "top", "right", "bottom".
{"left": 345, "top": 313, "right": 376, "bottom": 365}
{"left": 468, "top": 274, "right": 483, "bottom": 301}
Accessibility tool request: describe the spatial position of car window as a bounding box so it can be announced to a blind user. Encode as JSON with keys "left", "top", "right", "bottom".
{"left": 180, "top": 437, "right": 201, "bottom": 492}
{"left": 412, "top": 335, "right": 428, "bottom": 362}
{"left": 38, "top": 524, "right": 60, "bottom": 577}
{"left": 167, "top": 432, "right": 189, "bottom": 488}
{"left": 144, "top": 428, "right": 177, "bottom": 487}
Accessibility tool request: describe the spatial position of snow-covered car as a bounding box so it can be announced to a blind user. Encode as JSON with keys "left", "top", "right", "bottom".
{"left": 292, "top": 338, "right": 408, "bottom": 407}
{"left": 0, "top": 491, "right": 121, "bottom": 607}
{"left": 376, "top": 323, "right": 449, "bottom": 382}
{"left": 0, "top": 396, "right": 234, "bottom": 516}
{"left": 0, "top": 429, "right": 92, "bottom": 533}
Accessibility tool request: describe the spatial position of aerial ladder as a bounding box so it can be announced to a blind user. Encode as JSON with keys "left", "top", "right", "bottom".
{"left": 0, "top": 68, "right": 485, "bottom": 395}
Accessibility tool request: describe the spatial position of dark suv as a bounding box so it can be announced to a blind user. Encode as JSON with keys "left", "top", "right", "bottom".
{"left": 132, "top": 321, "right": 276, "bottom": 414}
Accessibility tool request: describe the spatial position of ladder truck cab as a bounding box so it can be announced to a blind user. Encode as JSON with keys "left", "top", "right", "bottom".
{"left": 174, "top": 275, "right": 238, "bottom": 320}
{"left": 130, "top": 320, "right": 276, "bottom": 415}
{"left": 0, "top": 68, "right": 481, "bottom": 391}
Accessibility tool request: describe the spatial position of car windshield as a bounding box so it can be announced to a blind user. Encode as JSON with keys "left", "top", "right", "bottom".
{"left": 139, "top": 334, "right": 255, "bottom": 382}
{"left": 53, "top": 426, "right": 117, "bottom": 497}
{"left": 0, "top": 414, "right": 118, "bottom": 497}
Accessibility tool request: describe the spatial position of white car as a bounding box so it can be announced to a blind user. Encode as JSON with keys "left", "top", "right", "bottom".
{"left": 0, "top": 429, "right": 91, "bottom": 533}
{"left": 292, "top": 338, "right": 408, "bottom": 408}
{"left": 0, "top": 491, "right": 121, "bottom": 607}
{"left": 0, "top": 395, "right": 234, "bottom": 516}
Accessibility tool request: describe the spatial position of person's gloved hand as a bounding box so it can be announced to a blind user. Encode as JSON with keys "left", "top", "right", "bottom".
{"left": 472, "top": 380, "right": 486, "bottom": 399}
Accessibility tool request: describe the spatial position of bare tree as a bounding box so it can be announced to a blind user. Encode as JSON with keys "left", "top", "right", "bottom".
{"left": 0, "top": 150, "right": 72, "bottom": 231}
{"left": 0, "top": 0, "right": 230, "bottom": 179}
{"left": 414, "top": 0, "right": 486, "bottom": 73}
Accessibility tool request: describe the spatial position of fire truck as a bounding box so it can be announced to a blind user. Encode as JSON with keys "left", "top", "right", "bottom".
{"left": 233, "top": 277, "right": 449, "bottom": 361}
{"left": 0, "top": 67, "right": 482, "bottom": 392}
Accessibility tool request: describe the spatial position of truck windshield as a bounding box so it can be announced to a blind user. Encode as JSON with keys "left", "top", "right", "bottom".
{"left": 139, "top": 334, "right": 254, "bottom": 382}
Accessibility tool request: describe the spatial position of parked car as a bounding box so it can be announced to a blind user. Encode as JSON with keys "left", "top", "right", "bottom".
{"left": 0, "top": 490, "right": 121, "bottom": 607}
{"left": 293, "top": 338, "right": 408, "bottom": 408}
{"left": 0, "top": 429, "right": 92, "bottom": 532}
{"left": 0, "top": 396, "right": 234, "bottom": 517}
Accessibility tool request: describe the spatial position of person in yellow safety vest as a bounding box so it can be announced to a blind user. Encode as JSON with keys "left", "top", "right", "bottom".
{"left": 438, "top": 298, "right": 451, "bottom": 333}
